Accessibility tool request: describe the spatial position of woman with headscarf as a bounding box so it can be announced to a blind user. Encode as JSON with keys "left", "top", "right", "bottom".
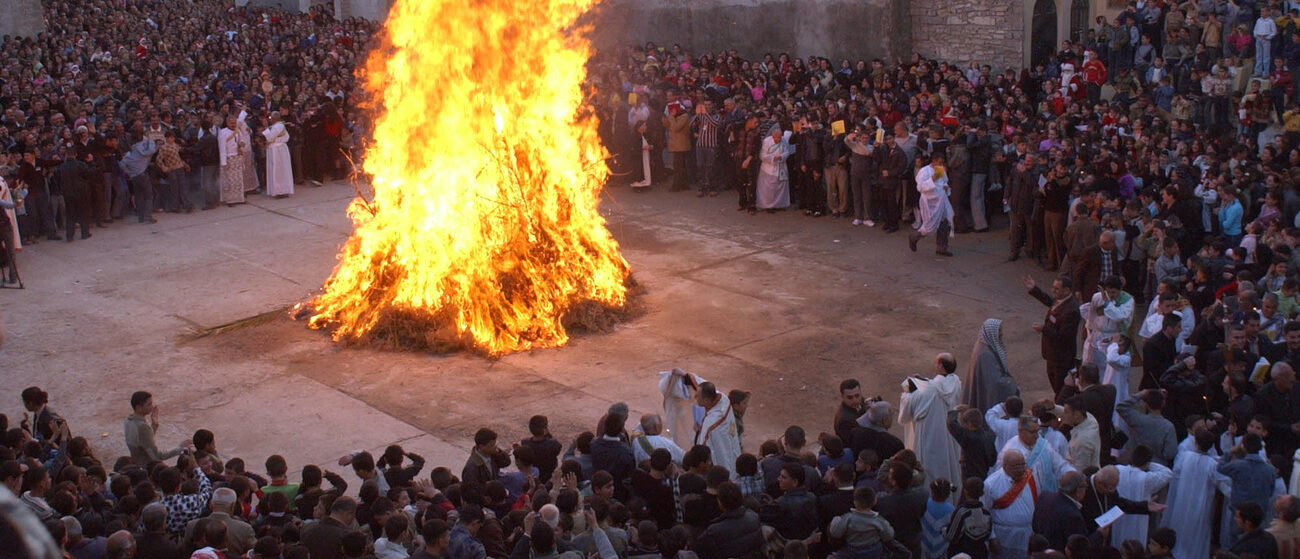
{"left": 755, "top": 124, "right": 794, "bottom": 212}
{"left": 963, "top": 318, "right": 1020, "bottom": 412}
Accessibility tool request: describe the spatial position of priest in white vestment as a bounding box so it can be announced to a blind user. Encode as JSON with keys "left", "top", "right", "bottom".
{"left": 695, "top": 381, "right": 741, "bottom": 475}
{"left": 755, "top": 125, "right": 793, "bottom": 210}
{"left": 1111, "top": 452, "right": 1174, "bottom": 547}
{"left": 658, "top": 368, "right": 706, "bottom": 451}
{"left": 1080, "top": 276, "right": 1134, "bottom": 366}
{"left": 899, "top": 353, "right": 963, "bottom": 498}
{"left": 262, "top": 112, "right": 293, "bottom": 197}
{"left": 983, "top": 450, "right": 1035, "bottom": 559}
{"left": 909, "top": 151, "right": 954, "bottom": 255}
{"left": 1162, "top": 432, "right": 1232, "bottom": 559}
{"left": 996, "top": 416, "right": 1076, "bottom": 494}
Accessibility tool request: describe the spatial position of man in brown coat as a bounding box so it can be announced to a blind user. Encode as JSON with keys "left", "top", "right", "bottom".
{"left": 1063, "top": 207, "right": 1102, "bottom": 297}
{"left": 664, "top": 101, "right": 692, "bottom": 192}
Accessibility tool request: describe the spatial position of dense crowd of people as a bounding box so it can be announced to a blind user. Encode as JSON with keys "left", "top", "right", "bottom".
{"left": 0, "top": 0, "right": 374, "bottom": 284}
{"left": 10, "top": 0, "right": 1300, "bottom": 558}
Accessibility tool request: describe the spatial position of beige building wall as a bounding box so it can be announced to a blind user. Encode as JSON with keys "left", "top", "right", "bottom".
{"left": 0, "top": 0, "right": 44, "bottom": 38}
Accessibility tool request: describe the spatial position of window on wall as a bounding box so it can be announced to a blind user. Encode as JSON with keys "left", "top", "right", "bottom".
{"left": 1070, "top": 0, "right": 1090, "bottom": 42}
{"left": 1031, "top": 0, "right": 1058, "bottom": 68}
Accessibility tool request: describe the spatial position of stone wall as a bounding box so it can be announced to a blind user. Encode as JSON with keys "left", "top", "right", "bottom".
{"left": 909, "top": 0, "right": 1024, "bottom": 72}
{"left": 588, "top": 0, "right": 911, "bottom": 66}
{"left": 0, "top": 0, "right": 44, "bottom": 38}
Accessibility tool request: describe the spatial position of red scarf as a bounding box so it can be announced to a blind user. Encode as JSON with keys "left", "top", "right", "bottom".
{"left": 992, "top": 469, "right": 1038, "bottom": 509}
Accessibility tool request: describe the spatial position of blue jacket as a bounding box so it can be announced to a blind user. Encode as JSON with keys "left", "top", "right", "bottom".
{"left": 1217, "top": 453, "right": 1276, "bottom": 510}
{"left": 1219, "top": 200, "right": 1243, "bottom": 236}
{"left": 119, "top": 139, "right": 157, "bottom": 178}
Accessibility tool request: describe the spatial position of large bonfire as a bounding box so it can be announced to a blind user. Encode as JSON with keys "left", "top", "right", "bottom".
{"left": 303, "top": 0, "right": 631, "bottom": 356}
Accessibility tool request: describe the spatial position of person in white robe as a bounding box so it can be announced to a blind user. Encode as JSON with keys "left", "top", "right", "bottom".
{"left": 218, "top": 116, "right": 246, "bottom": 205}
{"left": 899, "top": 353, "right": 964, "bottom": 498}
{"left": 985, "top": 399, "right": 1022, "bottom": 451}
{"left": 694, "top": 381, "right": 741, "bottom": 475}
{"left": 1162, "top": 434, "right": 1232, "bottom": 559}
{"left": 983, "top": 450, "right": 1035, "bottom": 559}
{"left": 0, "top": 177, "right": 20, "bottom": 253}
{"left": 1102, "top": 336, "right": 1133, "bottom": 434}
{"left": 964, "top": 319, "right": 1021, "bottom": 412}
{"left": 657, "top": 368, "right": 707, "bottom": 451}
{"left": 1291, "top": 449, "right": 1300, "bottom": 498}
{"left": 262, "top": 111, "right": 293, "bottom": 198}
{"left": 909, "top": 152, "right": 954, "bottom": 255}
{"left": 629, "top": 120, "right": 652, "bottom": 189}
{"left": 237, "top": 109, "right": 258, "bottom": 193}
{"left": 1080, "top": 276, "right": 1134, "bottom": 366}
{"left": 996, "top": 416, "right": 1076, "bottom": 494}
{"left": 1110, "top": 456, "right": 1173, "bottom": 547}
{"left": 755, "top": 125, "right": 793, "bottom": 210}
{"left": 630, "top": 413, "right": 685, "bottom": 465}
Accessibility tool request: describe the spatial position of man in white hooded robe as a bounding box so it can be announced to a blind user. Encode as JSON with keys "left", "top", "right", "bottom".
{"left": 899, "top": 353, "right": 964, "bottom": 499}
{"left": 909, "top": 151, "right": 954, "bottom": 256}
{"left": 755, "top": 124, "right": 793, "bottom": 210}
{"left": 262, "top": 111, "right": 294, "bottom": 198}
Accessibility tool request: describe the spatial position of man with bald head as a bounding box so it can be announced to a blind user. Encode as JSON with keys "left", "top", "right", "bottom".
{"left": 184, "top": 487, "right": 254, "bottom": 556}
{"left": 983, "top": 450, "right": 1036, "bottom": 559}
{"left": 1255, "top": 362, "right": 1300, "bottom": 479}
{"left": 106, "top": 531, "right": 135, "bottom": 559}
{"left": 1074, "top": 228, "right": 1123, "bottom": 303}
{"left": 1080, "top": 465, "right": 1166, "bottom": 532}
{"left": 137, "top": 503, "right": 183, "bottom": 559}
{"left": 1265, "top": 494, "right": 1300, "bottom": 558}
{"left": 899, "top": 353, "right": 963, "bottom": 494}
{"left": 633, "top": 413, "right": 685, "bottom": 465}
{"left": 1032, "top": 471, "right": 1089, "bottom": 550}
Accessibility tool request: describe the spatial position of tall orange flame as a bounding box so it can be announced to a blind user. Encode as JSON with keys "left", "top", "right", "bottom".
{"left": 305, "top": 0, "right": 629, "bottom": 356}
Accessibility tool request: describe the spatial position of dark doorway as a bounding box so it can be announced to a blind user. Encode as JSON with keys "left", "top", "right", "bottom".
{"left": 1031, "top": 0, "right": 1058, "bottom": 68}
{"left": 1070, "top": 0, "right": 1090, "bottom": 42}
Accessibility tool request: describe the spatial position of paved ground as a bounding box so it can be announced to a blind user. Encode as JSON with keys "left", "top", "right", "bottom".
{"left": 1, "top": 180, "right": 1055, "bottom": 484}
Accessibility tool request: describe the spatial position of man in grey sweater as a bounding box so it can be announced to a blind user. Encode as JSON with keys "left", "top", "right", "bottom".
{"left": 1116, "top": 390, "right": 1180, "bottom": 466}
{"left": 123, "top": 390, "right": 188, "bottom": 465}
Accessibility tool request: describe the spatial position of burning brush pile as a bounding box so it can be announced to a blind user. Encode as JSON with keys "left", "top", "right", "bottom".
{"left": 297, "top": 0, "right": 634, "bottom": 356}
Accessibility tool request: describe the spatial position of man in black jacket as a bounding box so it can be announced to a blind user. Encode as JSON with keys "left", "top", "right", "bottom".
{"left": 57, "top": 149, "right": 96, "bottom": 242}
{"left": 1230, "top": 502, "right": 1280, "bottom": 559}
{"left": 1142, "top": 313, "right": 1184, "bottom": 390}
{"left": 1005, "top": 155, "right": 1038, "bottom": 261}
{"left": 1032, "top": 471, "right": 1089, "bottom": 551}
{"left": 1025, "top": 275, "right": 1082, "bottom": 394}
{"left": 695, "top": 482, "right": 763, "bottom": 559}
{"left": 590, "top": 414, "right": 635, "bottom": 501}
{"left": 1082, "top": 466, "right": 1162, "bottom": 530}
{"left": 760, "top": 463, "right": 818, "bottom": 540}
{"left": 1056, "top": 364, "right": 1118, "bottom": 454}
{"left": 876, "top": 133, "right": 908, "bottom": 233}
{"left": 1255, "top": 363, "right": 1300, "bottom": 479}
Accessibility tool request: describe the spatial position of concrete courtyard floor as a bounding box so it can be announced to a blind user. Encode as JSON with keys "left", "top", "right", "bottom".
{"left": 1, "top": 181, "right": 1056, "bottom": 484}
